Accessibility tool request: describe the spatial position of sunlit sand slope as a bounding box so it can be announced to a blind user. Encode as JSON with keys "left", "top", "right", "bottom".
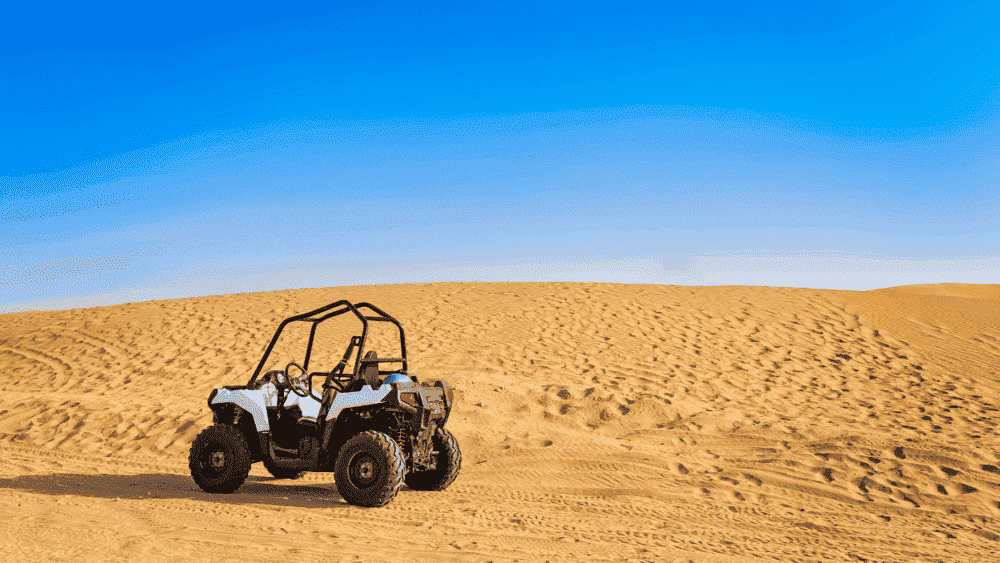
{"left": 1, "top": 282, "right": 998, "bottom": 562}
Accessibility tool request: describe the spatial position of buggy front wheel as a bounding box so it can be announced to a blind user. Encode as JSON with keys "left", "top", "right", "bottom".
{"left": 334, "top": 430, "right": 405, "bottom": 507}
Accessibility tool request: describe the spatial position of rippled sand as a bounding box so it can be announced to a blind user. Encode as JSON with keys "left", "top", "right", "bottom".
{"left": 1, "top": 282, "right": 998, "bottom": 562}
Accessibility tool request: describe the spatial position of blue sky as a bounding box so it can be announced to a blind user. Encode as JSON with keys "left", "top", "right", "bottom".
{"left": 2, "top": 1, "right": 998, "bottom": 312}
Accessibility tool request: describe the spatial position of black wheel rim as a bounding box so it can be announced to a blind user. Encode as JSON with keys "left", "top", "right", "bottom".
{"left": 203, "top": 446, "right": 226, "bottom": 478}
{"left": 350, "top": 453, "right": 378, "bottom": 488}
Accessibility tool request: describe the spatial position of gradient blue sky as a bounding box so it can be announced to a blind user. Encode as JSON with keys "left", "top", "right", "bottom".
{"left": 2, "top": 1, "right": 998, "bottom": 312}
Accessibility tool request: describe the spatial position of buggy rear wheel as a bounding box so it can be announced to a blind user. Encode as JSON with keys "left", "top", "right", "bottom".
{"left": 334, "top": 430, "right": 405, "bottom": 507}
{"left": 189, "top": 424, "right": 252, "bottom": 494}
{"left": 405, "top": 427, "right": 461, "bottom": 491}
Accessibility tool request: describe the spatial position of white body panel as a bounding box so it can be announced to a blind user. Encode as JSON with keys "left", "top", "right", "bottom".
{"left": 211, "top": 382, "right": 393, "bottom": 432}
{"left": 326, "top": 384, "right": 393, "bottom": 421}
{"left": 211, "top": 387, "right": 272, "bottom": 432}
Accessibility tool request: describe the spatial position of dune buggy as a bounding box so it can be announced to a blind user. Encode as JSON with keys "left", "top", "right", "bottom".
{"left": 188, "top": 300, "right": 461, "bottom": 507}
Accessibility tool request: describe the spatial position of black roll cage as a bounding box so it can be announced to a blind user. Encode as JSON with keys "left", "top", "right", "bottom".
{"left": 246, "top": 300, "right": 408, "bottom": 388}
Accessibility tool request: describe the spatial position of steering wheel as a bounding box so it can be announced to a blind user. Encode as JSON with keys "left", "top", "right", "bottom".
{"left": 285, "top": 362, "right": 310, "bottom": 397}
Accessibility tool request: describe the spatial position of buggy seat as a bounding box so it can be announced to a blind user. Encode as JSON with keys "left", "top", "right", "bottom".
{"left": 344, "top": 350, "right": 382, "bottom": 391}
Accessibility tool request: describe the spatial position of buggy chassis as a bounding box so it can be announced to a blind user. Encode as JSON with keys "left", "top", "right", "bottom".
{"left": 188, "top": 300, "right": 461, "bottom": 507}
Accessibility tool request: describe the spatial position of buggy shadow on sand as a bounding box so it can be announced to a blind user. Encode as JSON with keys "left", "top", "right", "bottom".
{"left": 188, "top": 300, "right": 461, "bottom": 507}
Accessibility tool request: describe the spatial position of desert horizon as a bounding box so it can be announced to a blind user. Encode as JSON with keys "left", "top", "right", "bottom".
{"left": 6, "top": 3, "right": 1000, "bottom": 561}
{"left": 1, "top": 281, "right": 998, "bottom": 562}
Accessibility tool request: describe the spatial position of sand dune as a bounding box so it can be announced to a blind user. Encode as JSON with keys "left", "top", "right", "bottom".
{"left": 1, "top": 282, "right": 998, "bottom": 562}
